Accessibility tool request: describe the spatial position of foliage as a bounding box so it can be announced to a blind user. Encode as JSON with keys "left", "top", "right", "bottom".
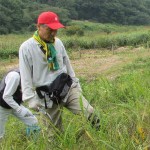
{"left": 1, "top": 0, "right": 150, "bottom": 34}
{"left": 1, "top": 21, "right": 150, "bottom": 59}
{"left": 0, "top": 47, "right": 150, "bottom": 149}
{"left": 0, "top": 0, "right": 71, "bottom": 34}
{"left": 0, "top": 0, "right": 24, "bottom": 34}
{"left": 64, "top": 25, "right": 84, "bottom": 36}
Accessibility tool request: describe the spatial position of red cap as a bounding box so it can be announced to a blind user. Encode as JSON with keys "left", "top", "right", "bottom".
{"left": 37, "top": 11, "right": 65, "bottom": 30}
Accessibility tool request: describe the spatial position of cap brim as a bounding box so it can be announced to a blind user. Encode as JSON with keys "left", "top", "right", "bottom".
{"left": 47, "top": 23, "right": 65, "bottom": 30}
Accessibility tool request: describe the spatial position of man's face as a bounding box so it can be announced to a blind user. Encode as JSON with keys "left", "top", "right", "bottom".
{"left": 37, "top": 24, "right": 57, "bottom": 42}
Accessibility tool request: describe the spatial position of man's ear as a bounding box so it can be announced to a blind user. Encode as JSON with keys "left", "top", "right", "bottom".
{"left": 37, "top": 24, "right": 40, "bottom": 30}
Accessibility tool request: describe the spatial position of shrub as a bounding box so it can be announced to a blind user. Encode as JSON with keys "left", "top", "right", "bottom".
{"left": 27, "top": 24, "right": 36, "bottom": 32}
{"left": 65, "top": 26, "right": 84, "bottom": 36}
{"left": 0, "top": 26, "right": 9, "bottom": 34}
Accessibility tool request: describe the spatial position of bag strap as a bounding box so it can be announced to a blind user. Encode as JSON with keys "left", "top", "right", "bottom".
{"left": 36, "top": 86, "right": 49, "bottom": 109}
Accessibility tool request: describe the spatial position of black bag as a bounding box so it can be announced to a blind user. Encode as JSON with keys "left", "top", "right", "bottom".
{"left": 36, "top": 73, "right": 72, "bottom": 106}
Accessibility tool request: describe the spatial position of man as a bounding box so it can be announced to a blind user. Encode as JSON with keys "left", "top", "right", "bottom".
{"left": 19, "top": 11, "right": 100, "bottom": 133}
{"left": 0, "top": 69, "right": 39, "bottom": 139}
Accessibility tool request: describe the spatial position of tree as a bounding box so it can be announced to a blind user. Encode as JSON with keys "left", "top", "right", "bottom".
{"left": 0, "top": 0, "right": 24, "bottom": 33}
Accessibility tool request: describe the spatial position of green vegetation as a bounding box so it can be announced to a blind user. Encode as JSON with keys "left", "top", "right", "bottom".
{"left": 0, "top": 21, "right": 150, "bottom": 59}
{"left": 0, "top": 33, "right": 30, "bottom": 58}
{"left": 1, "top": 0, "right": 150, "bottom": 34}
{"left": 0, "top": 47, "right": 150, "bottom": 150}
{"left": 0, "top": 20, "right": 150, "bottom": 149}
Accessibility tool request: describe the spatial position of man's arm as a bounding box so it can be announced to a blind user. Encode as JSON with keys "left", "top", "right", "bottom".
{"left": 3, "top": 72, "right": 21, "bottom": 111}
{"left": 62, "top": 44, "right": 82, "bottom": 89}
{"left": 62, "top": 44, "right": 76, "bottom": 78}
{"left": 19, "top": 44, "right": 35, "bottom": 101}
{"left": 19, "top": 44, "right": 40, "bottom": 109}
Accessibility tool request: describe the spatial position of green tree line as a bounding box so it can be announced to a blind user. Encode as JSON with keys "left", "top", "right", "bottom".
{"left": 1, "top": 0, "right": 150, "bottom": 34}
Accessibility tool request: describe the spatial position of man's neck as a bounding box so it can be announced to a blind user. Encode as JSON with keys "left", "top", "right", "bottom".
{"left": 43, "top": 38, "right": 55, "bottom": 44}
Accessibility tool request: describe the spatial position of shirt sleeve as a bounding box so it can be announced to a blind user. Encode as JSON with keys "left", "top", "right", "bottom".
{"left": 19, "top": 43, "right": 35, "bottom": 101}
{"left": 3, "top": 72, "right": 21, "bottom": 111}
{"left": 61, "top": 41, "right": 82, "bottom": 90}
{"left": 62, "top": 44, "right": 76, "bottom": 78}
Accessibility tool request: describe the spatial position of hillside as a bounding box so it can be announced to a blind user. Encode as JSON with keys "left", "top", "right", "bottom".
{"left": 1, "top": 0, "right": 150, "bottom": 34}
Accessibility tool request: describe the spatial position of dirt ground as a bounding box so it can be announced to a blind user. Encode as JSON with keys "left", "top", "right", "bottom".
{"left": 71, "top": 47, "right": 128, "bottom": 79}
{"left": 0, "top": 47, "right": 149, "bottom": 80}
{"left": 71, "top": 50, "right": 121, "bottom": 78}
{"left": 71, "top": 46, "right": 150, "bottom": 80}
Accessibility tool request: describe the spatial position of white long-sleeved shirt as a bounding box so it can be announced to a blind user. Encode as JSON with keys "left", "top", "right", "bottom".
{"left": 3, "top": 71, "right": 21, "bottom": 111}
{"left": 19, "top": 37, "right": 76, "bottom": 104}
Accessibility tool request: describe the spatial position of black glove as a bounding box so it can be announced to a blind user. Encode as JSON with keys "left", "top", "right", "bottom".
{"left": 88, "top": 114, "right": 100, "bottom": 131}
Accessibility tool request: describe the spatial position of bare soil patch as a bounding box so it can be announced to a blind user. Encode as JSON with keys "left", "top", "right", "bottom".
{"left": 0, "top": 47, "right": 149, "bottom": 80}
{"left": 71, "top": 47, "right": 150, "bottom": 79}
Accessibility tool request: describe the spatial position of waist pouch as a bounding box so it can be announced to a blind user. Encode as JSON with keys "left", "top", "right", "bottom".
{"left": 36, "top": 73, "right": 72, "bottom": 107}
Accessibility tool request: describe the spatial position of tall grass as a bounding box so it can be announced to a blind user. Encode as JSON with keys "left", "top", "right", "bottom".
{"left": 1, "top": 21, "right": 150, "bottom": 59}
{"left": 61, "top": 31, "right": 150, "bottom": 50}
{"left": 0, "top": 49, "right": 150, "bottom": 149}
{"left": 0, "top": 34, "right": 31, "bottom": 58}
{"left": 80, "top": 57, "right": 150, "bottom": 149}
{"left": 0, "top": 21, "right": 150, "bottom": 149}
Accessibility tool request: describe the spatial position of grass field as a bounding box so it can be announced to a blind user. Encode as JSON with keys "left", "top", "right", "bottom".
{"left": 1, "top": 21, "right": 150, "bottom": 59}
{"left": 0, "top": 46, "right": 150, "bottom": 150}
{"left": 0, "top": 21, "right": 150, "bottom": 150}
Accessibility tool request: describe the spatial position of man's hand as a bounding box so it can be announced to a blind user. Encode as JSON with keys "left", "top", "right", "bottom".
{"left": 28, "top": 95, "right": 41, "bottom": 111}
{"left": 18, "top": 107, "right": 32, "bottom": 117}
{"left": 72, "top": 77, "right": 82, "bottom": 91}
